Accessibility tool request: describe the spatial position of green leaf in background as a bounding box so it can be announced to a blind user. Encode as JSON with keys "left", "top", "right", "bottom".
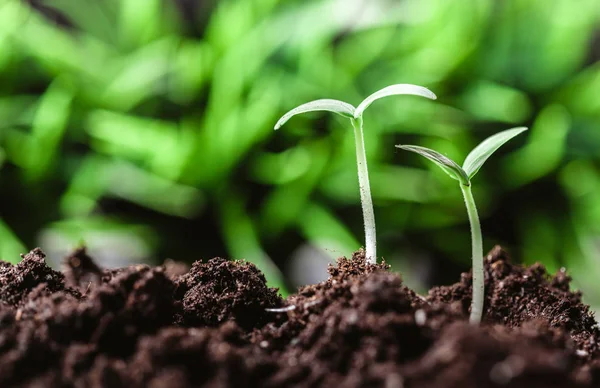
{"left": 457, "top": 81, "right": 532, "bottom": 124}
{"left": 220, "top": 193, "right": 287, "bottom": 294}
{"left": 298, "top": 202, "right": 360, "bottom": 260}
{"left": 502, "top": 106, "right": 570, "bottom": 187}
{"left": 61, "top": 156, "right": 204, "bottom": 218}
{"left": 26, "top": 77, "right": 74, "bottom": 179}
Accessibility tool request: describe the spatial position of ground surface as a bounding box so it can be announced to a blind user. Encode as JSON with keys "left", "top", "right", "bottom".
{"left": 0, "top": 246, "right": 598, "bottom": 387}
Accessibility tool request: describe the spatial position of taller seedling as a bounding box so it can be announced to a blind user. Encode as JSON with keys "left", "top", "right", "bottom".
{"left": 275, "top": 85, "right": 436, "bottom": 264}
{"left": 396, "top": 126, "right": 527, "bottom": 324}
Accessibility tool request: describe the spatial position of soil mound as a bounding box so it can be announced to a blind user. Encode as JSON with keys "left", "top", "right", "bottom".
{"left": 0, "top": 247, "right": 597, "bottom": 387}
{"left": 174, "top": 257, "right": 283, "bottom": 330}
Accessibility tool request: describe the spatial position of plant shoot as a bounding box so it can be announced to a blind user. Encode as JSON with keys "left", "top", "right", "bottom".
{"left": 275, "top": 84, "right": 436, "bottom": 263}
{"left": 396, "top": 126, "right": 527, "bottom": 324}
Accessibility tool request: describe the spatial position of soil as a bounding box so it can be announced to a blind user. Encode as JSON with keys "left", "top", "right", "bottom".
{"left": 0, "top": 246, "right": 598, "bottom": 387}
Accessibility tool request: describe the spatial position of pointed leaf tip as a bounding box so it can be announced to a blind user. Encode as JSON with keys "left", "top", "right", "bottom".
{"left": 354, "top": 84, "right": 437, "bottom": 118}
{"left": 396, "top": 144, "right": 470, "bottom": 185}
{"left": 462, "top": 126, "right": 528, "bottom": 179}
{"left": 274, "top": 99, "right": 355, "bottom": 130}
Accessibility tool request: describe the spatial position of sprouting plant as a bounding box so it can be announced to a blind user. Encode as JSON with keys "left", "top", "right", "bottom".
{"left": 396, "top": 126, "right": 527, "bottom": 324}
{"left": 275, "top": 84, "right": 437, "bottom": 264}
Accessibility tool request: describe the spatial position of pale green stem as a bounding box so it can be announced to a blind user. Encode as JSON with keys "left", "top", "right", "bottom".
{"left": 460, "top": 184, "right": 484, "bottom": 324}
{"left": 351, "top": 117, "right": 376, "bottom": 263}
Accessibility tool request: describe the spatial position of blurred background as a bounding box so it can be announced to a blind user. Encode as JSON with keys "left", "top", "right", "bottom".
{"left": 1, "top": 0, "right": 600, "bottom": 307}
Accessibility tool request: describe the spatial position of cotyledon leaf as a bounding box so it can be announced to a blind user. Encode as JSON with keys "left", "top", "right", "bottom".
{"left": 354, "top": 84, "right": 437, "bottom": 118}
{"left": 274, "top": 99, "right": 355, "bottom": 129}
{"left": 396, "top": 144, "right": 470, "bottom": 185}
{"left": 462, "top": 126, "right": 528, "bottom": 179}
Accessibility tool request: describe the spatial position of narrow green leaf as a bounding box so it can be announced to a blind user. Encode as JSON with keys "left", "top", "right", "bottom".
{"left": 274, "top": 99, "right": 355, "bottom": 130}
{"left": 354, "top": 84, "right": 437, "bottom": 118}
{"left": 396, "top": 145, "right": 469, "bottom": 185}
{"left": 462, "top": 126, "right": 528, "bottom": 179}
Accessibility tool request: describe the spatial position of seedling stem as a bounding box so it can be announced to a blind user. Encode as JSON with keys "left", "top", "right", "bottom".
{"left": 351, "top": 116, "right": 376, "bottom": 261}
{"left": 460, "top": 184, "right": 483, "bottom": 324}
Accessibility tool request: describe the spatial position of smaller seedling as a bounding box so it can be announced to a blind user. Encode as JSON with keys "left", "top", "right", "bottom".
{"left": 396, "top": 126, "right": 527, "bottom": 324}
{"left": 275, "top": 84, "right": 436, "bottom": 264}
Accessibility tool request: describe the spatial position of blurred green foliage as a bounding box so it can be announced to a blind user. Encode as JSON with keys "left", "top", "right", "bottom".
{"left": 0, "top": 0, "right": 600, "bottom": 304}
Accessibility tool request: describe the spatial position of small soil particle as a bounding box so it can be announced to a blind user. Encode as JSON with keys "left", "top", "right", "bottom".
{"left": 0, "top": 247, "right": 597, "bottom": 387}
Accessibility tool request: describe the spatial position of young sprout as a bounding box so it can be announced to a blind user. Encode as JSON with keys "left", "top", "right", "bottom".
{"left": 396, "top": 126, "right": 527, "bottom": 324}
{"left": 275, "top": 84, "right": 437, "bottom": 264}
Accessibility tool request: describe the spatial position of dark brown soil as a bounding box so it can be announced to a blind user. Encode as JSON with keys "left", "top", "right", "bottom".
{"left": 0, "top": 246, "right": 598, "bottom": 387}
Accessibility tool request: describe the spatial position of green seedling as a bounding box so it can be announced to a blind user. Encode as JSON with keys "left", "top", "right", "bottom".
{"left": 275, "top": 84, "right": 436, "bottom": 264}
{"left": 396, "top": 126, "right": 527, "bottom": 324}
